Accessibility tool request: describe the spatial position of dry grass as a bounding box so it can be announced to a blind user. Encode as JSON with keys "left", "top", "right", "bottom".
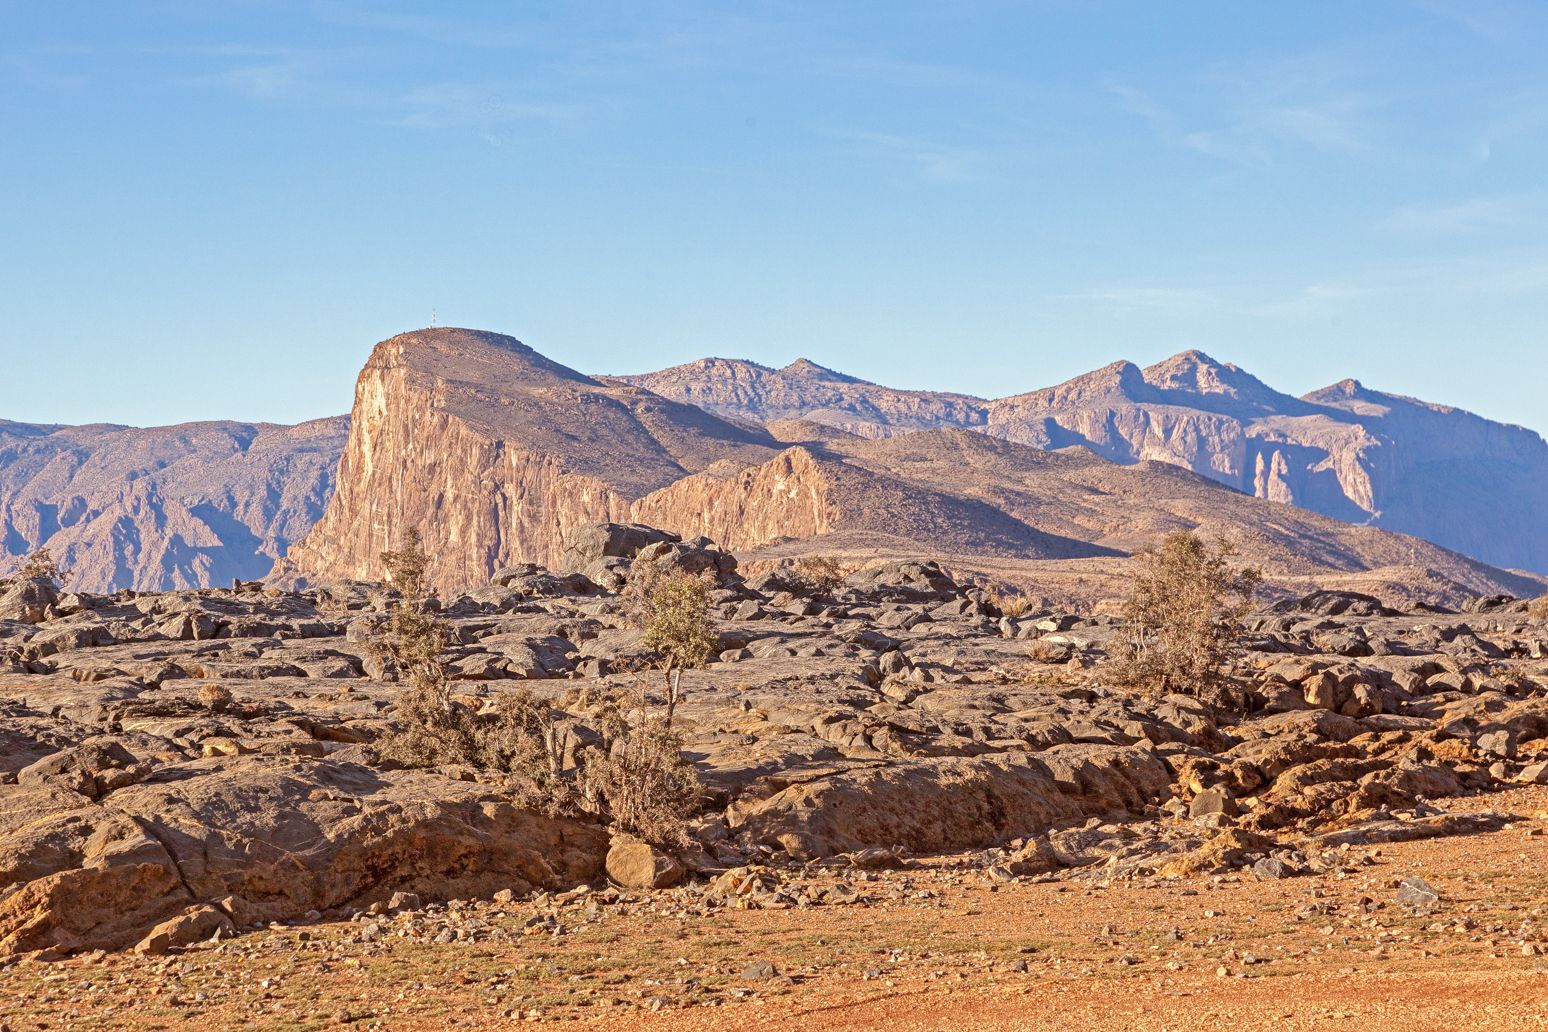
{"left": 985, "top": 586, "right": 1034, "bottom": 618}
{"left": 196, "top": 682, "right": 233, "bottom": 712}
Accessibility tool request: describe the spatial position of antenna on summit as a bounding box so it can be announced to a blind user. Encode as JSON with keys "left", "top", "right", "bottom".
{"left": 430, "top": 308, "right": 437, "bottom": 327}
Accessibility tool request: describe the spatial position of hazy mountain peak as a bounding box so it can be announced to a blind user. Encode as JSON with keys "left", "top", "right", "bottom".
{"left": 1144, "top": 349, "right": 1261, "bottom": 395}
{"left": 780, "top": 358, "right": 868, "bottom": 384}
{"left": 1012, "top": 359, "right": 1146, "bottom": 405}
{"left": 1305, "top": 377, "right": 1366, "bottom": 401}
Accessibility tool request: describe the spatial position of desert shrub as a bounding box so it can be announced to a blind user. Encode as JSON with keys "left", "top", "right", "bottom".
{"left": 580, "top": 690, "right": 701, "bottom": 847}
{"left": 374, "top": 530, "right": 465, "bottom": 763}
{"left": 1530, "top": 595, "right": 1548, "bottom": 621}
{"left": 795, "top": 554, "right": 845, "bottom": 594}
{"left": 14, "top": 547, "right": 67, "bottom": 588}
{"left": 377, "top": 681, "right": 485, "bottom": 769}
{"left": 987, "top": 586, "right": 1033, "bottom": 618}
{"left": 480, "top": 688, "right": 578, "bottom": 816}
{"left": 640, "top": 573, "right": 717, "bottom": 722}
{"left": 372, "top": 533, "right": 699, "bottom": 842}
{"left": 197, "top": 683, "right": 233, "bottom": 713}
{"left": 1107, "top": 530, "right": 1261, "bottom": 699}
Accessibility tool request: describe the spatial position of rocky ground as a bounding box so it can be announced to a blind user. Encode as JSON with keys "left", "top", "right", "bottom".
{"left": 3, "top": 523, "right": 1547, "bottom": 1025}
{"left": 4, "top": 785, "right": 1548, "bottom": 1030}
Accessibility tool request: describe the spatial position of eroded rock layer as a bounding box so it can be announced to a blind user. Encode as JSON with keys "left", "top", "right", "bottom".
{"left": 3, "top": 545, "right": 1547, "bottom": 956}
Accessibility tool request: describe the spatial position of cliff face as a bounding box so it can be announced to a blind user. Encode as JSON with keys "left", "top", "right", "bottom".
{"left": 0, "top": 416, "right": 347, "bottom": 592}
{"left": 631, "top": 446, "right": 834, "bottom": 550}
{"left": 630, "top": 348, "right": 1548, "bottom": 575}
{"left": 277, "top": 329, "right": 780, "bottom": 592}
{"left": 272, "top": 331, "right": 1542, "bottom": 606}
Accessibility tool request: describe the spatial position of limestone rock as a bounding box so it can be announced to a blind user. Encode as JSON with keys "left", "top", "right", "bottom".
{"left": 604, "top": 834, "right": 684, "bottom": 890}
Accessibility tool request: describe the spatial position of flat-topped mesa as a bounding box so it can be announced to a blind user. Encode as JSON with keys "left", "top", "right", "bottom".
{"left": 275, "top": 328, "right": 780, "bottom": 593}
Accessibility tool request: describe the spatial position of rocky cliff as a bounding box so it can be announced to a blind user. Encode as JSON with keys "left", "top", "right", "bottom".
{"left": 0, "top": 416, "right": 347, "bottom": 591}
{"left": 275, "top": 329, "right": 780, "bottom": 592}
{"left": 275, "top": 329, "right": 1541, "bottom": 605}
{"left": 623, "top": 349, "right": 1548, "bottom": 575}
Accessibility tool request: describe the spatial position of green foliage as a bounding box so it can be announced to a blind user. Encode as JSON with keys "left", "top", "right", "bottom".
{"left": 641, "top": 574, "right": 717, "bottom": 672}
{"left": 1108, "top": 530, "right": 1262, "bottom": 699}
{"left": 638, "top": 572, "right": 718, "bottom": 722}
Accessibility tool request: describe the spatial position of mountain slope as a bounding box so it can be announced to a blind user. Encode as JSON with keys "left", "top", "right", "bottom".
{"left": 0, "top": 416, "right": 347, "bottom": 591}
{"left": 624, "top": 349, "right": 1548, "bottom": 574}
{"left": 275, "top": 328, "right": 783, "bottom": 591}
{"left": 274, "top": 330, "right": 1541, "bottom": 604}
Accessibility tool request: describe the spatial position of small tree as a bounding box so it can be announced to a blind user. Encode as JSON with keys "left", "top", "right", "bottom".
{"left": 640, "top": 573, "right": 717, "bottom": 723}
{"left": 1108, "top": 531, "right": 1261, "bottom": 700}
{"left": 796, "top": 555, "right": 845, "bottom": 594}
{"left": 581, "top": 688, "right": 701, "bottom": 847}
{"left": 374, "top": 529, "right": 462, "bottom": 764}
{"left": 15, "top": 547, "right": 67, "bottom": 588}
{"left": 380, "top": 528, "right": 430, "bottom": 597}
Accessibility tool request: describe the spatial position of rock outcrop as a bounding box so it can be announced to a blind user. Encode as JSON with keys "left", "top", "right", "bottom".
{"left": 0, "top": 756, "right": 605, "bottom": 955}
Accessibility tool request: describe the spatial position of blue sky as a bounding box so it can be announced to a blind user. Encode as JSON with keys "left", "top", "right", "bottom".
{"left": 3, "top": 1, "right": 1547, "bottom": 433}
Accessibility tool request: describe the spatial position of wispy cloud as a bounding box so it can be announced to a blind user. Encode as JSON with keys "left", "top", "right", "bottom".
{"left": 1108, "top": 49, "right": 1393, "bottom": 168}
{"left": 1416, "top": 0, "right": 1545, "bottom": 41}
{"left": 835, "top": 130, "right": 991, "bottom": 183}
{"left": 1378, "top": 194, "right": 1539, "bottom": 236}
{"left": 389, "top": 83, "right": 598, "bottom": 131}
{"left": 1059, "top": 285, "right": 1221, "bottom": 314}
{"left": 1249, "top": 283, "right": 1375, "bottom": 320}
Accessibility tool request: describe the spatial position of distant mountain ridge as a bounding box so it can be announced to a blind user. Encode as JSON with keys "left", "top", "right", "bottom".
{"left": 271, "top": 329, "right": 1541, "bottom": 606}
{"left": 622, "top": 349, "right": 1548, "bottom": 575}
{"left": 0, "top": 417, "right": 347, "bottom": 591}
{"left": 4, "top": 331, "right": 1543, "bottom": 593}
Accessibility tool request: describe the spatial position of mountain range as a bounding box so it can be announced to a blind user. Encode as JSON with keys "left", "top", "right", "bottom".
{"left": 0, "top": 417, "right": 345, "bottom": 590}
{"left": 3, "top": 329, "right": 1544, "bottom": 603}
{"left": 620, "top": 349, "right": 1548, "bottom": 575}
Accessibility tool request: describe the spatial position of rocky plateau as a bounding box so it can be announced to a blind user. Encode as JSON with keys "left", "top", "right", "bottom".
{"left": 4, "top": 523, "right": 1547, "bottom": 971}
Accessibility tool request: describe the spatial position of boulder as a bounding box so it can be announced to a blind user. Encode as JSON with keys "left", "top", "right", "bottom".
{"left": 843, "top": 561, "right": 959, "bottom": 602}
{"left": 0, "top": 578, "right": 58, "bottom": 625}
{"left": 133, "top": 904, "right": 233, "bottom": 955}
{"left": 604, "top": 834, "right": 684, "bottom": 890}
{"left": 560, "top": 524, "right": 679, "bottom": 573}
